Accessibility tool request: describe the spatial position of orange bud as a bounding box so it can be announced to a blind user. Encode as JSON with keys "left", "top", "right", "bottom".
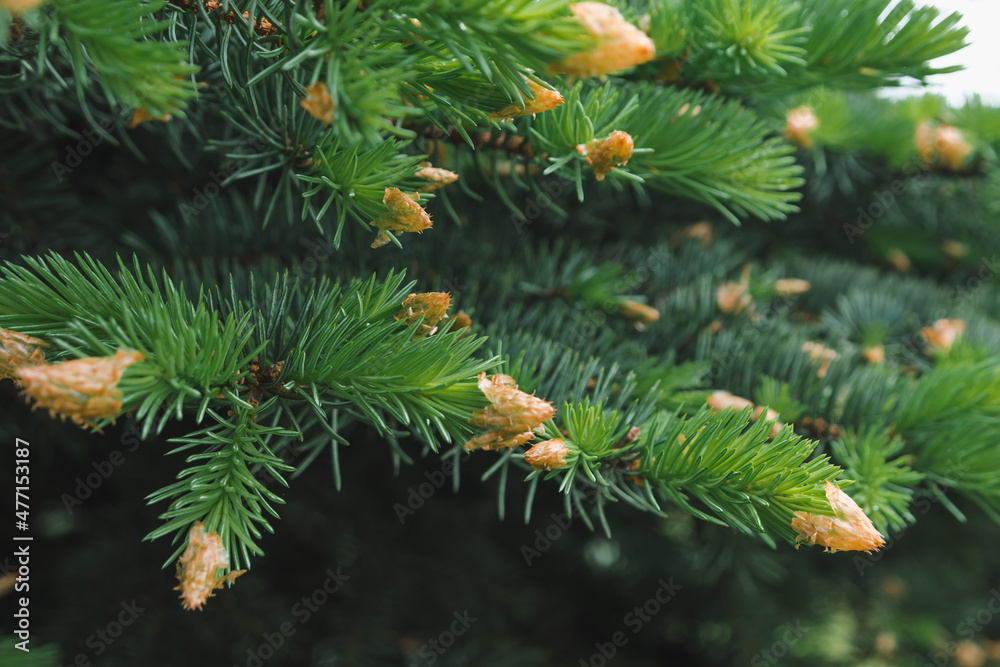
{"left": 577, "top": 130, "right": 634, "bottom": 181}
{"left": 941, "top": 239, "right": 968, "bottom": 260}
{"left": 0, "top": 328, "right": 47, "bottom": 379}
{"left": 395, "top": 292, "right": 451, "bottom": 338}
{"left": 774, "top": 278, "right": 810, "bottom": 296}
{"left": 175, "top": 522, "right": 245, "bottom": 611}
{"left": 886, "top": 248, "right": 911, "bottom": 273}
{"left": 792, "top": 482, "right": 885, "bottom": 553}
{"left": 448, "top": 310, "right": 472, "bottom": 331}
{"left": 706, "top": 390, "right": 753, "bottom": 413}
{"left": 934, "top": 124, "right": 973, "bottom": 170}
{"left": 707, "top": 391, "right": 782, "bottom": 438}
{"left": 301, "top": 82, "right": 335, "bottom": 123}
{"left": 370, "top": 187, "right": 432, "bottom": 248}
{"left": 17, "top": 349, "right": 144, "bottom": 428}
{"left": 130, "top": 108, "right": 172, "bottom": 129}
{"left": 784, "top": 105, "right": 819, "bottom": 148}
{"left": 488, "top": 78, "right": 564, "bottom": 122}
{"left": 619, "top": 300, "right": 659, "bottom": 325}
{"left": 524, "top": 438, "right": 570, "bottom": 470}
{"left": 863, "top": 345, "right": 886, "bottom": 364}
{"left": 415, "top": 164, "right": 459, "bottom": 193}
{"left": 466, "top": 373, "right": 556, "bottom": 451}
{"left": 670, "top": 221, "right": 713, "bottom": 248}
{"left": 716, "top": 281, "right": 751, "bottom": 314}
{"left": 549, "top": 2, "right": 657, "bottom": 77}
{"left": 954, "top": 641, "right": 986, "bottom": 667}
{"left": 921, "top": 318, "right": 964, "bottom": 354}
{"left": 751, "top": 405, "right": 784, "bottom": 439}
{"left": 1, "top": 0, "right": 45, "bottom": 13}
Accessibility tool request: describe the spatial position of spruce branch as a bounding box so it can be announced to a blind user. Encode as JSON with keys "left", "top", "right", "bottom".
{"left": 529, "top": 81, "right": 804, "bottom": 222}
{"left": 298, "top": 137, "right": 428, "bottom": 246}
{"left": 399, "top": 0, "right": 588, "bottom": 89}
{"left": 53, "top": 0, "right": 198, "bottom": 118}
{"left": 472, "top": 328, "right": 844, "bottom": 547}
{"left": 144, "top": 403, "right": 298, "bottom": 572}
{"left": 829, "top": 427, "right": 923, "bottom": 533}
{"left": 658, "top": 0, "right": 969, "bottom": 94}
{"left": 637, "top": 406, "right": 840, "bottom": 545}
{"left": 687, "top": 0, "right": 808, "bottom": 79}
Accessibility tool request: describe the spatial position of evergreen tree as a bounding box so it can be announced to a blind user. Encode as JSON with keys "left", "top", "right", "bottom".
{"left": 3, "top": 1, "right": 1000, "bottom": 665}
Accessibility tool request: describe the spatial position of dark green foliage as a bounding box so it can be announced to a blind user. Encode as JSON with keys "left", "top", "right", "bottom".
{"left": 6, "top": 1, "right": 1000, "bottom": 665}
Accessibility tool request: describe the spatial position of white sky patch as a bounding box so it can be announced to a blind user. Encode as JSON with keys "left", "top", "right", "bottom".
{"left": 885, "top": 0, "right": 1000, "bottom": 105}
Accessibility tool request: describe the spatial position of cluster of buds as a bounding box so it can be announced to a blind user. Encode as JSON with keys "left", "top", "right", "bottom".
{"left": 548, "top": 2, "right": 656, "bottom": 78}
{"left": 801, "top": 341, "right": 839, "bottom": 378}
{"left": 415, "top": 163, "right": 459, "bottom": 193}
{"left": 0, "top": 328, "right": 47, "bottom": 379}
{"left": 706, "top": 390, "right": 783, "bottom": 439}
{"left": 791, "top": 482, "right": 885, "bottom": 553}
{"left": 524, "top": 438, "right": 570, "bottom": 471}
{"left": 395, "top": 292, "right": 451, "bottom": 338}
{"left": 241, "top": 10, "right": 276, "bottom": 36}
{"left": 783, "top": 105, "right": 820, "bottom": 149}
{"left": 17, "top": 349, "right": 144, "bottom": 429}
{"left": 370, "top": 187, "right": 433, "bottom": 249}
{"left": 577, "top": 130, "right": 634, "bottom": 181}
{"left": 916, "top": 120, "right": 974, "bottom": 171}
{"left": 466, "top": 373, "right": 556, "bottom": 451}
{"left": 488, "top": 78, "right": 564, "bottom": 122}
{"left": 921, "top": 318, "right": 965, "bottom": 354}
{"left": 175, "top": 522, "right": 246, "bottom": 611}
{"left": 301, "top": 82, "right": 335, "bottom": 123}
